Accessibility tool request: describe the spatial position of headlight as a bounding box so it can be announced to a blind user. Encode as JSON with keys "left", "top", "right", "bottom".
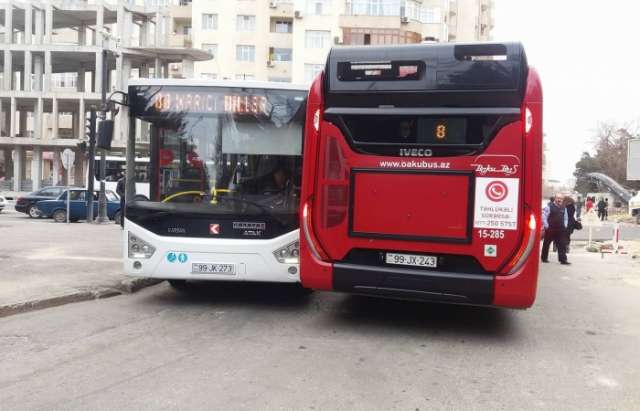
{"left": 128, "top": 232, "right": 156, "bottom": 259}
{"left": 273, "top": 241, "right": 299, "bottom": 264}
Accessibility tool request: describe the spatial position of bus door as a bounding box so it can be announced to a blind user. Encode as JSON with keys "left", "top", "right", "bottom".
{"left": 300, "top": 42, "right": 543, "bottom": 308}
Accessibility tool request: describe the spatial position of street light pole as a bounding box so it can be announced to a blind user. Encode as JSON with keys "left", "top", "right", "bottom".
{"left": 96, "top": 48, "right": 109, "bottom": 223}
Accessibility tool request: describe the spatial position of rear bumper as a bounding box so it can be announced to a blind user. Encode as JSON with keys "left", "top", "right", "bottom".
{"left": 332, "top": 263, "right": 493, "bottom": 305}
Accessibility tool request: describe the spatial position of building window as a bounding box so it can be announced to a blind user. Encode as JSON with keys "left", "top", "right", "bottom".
{"left": 236, "top": 15, "right": 256, "bottom": 31}
{"left": 270, "top": 47, "right": 292, "bottom": 62}
{"left": 236, "top": 45, "right": 255, "bottom": 62}
{"left": 304, "top": 64, "right": 324, "bottom": 82}
{"left": 183, "top": 26, "right": 192, "bottom": 36}
{"left": 420, "top": 7, "right": 441, "bottom": 24}
{"left": 235, "top": 74, "right": 255, "bottom": 80}
{"left": 342, "top": 27, "right": 421, "bottom": 45}
{"left": 306, "top": 0, "right": 331, "bottom": 15}
{"left": 53, "top": 73, "right": 77, "bottom": 89}
{"left": 201, "top": 73, "right": 218, "bottom": 80}
{"left": 202, "top": 14, "right": 218, "bottom": 30}
{"left": 272, "top": 19, "right": 293, "bottom": 33}
{"left": 347, "top": 0, "right": 400, "bottom": 16}
{"left": 202, "top": 43, "right": 218, "bottom": 59}
{"left": 268, "top": 76, "right": 292, "bottom": 83}
{"left": 305, "top": 30, "right": 331, "bottom": 49}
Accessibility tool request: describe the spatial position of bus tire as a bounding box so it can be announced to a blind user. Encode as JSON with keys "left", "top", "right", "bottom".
{"left": 133, "top": 195, "right": 148, "bottom": 201}
{"left": 27, "top": 205, "right": 41, "bottom": 218}
{"left": 114, "top": 211, "right": 122, "bottom": 226}
{"left": 168, "top": 279, "right": 189, "bottom": 290}
{"left": 53, "top": 210, "right": 67, "bottom": 223}
{"left": 294, "top": 283, "right": 314, "bottom": 295}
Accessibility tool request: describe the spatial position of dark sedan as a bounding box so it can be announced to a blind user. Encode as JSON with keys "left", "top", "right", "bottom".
{"left": 15, "top": 186, "right": 67, "bottom": 218}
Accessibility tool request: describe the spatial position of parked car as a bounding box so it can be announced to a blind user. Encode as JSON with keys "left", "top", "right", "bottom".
{"left": 15, "top": 186, "right": 67, "bottom": 218}
{"left": 36, "top": 188, "right": 122, "bottom": 224}
{"left": 0, "top": 195, "right": 6, "bottom": 213}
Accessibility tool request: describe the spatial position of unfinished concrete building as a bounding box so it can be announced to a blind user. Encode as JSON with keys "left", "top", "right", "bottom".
{"left": 0, "top": 0, "right": 209, "bottom": 194}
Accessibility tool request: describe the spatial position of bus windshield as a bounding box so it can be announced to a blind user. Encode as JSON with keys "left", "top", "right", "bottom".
{"left": 128, "top": 85, "right": 307, "bottom": 238}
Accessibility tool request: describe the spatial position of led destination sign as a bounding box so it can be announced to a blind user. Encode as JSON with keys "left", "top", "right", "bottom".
{"left": 152, "top": 91, "right": 269, "bottom": 115}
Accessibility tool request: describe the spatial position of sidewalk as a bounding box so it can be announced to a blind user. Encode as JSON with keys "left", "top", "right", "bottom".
{"left": 0, "top": 208, "right": 159, "bottom": 317}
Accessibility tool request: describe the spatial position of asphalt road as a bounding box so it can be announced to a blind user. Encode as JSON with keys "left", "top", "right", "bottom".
{"left": 1, "top": 251, "right": 639, "bottom": 410}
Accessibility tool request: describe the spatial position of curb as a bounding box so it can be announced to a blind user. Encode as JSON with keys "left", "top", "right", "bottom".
{"left": 0, "top": 277, "right": 163, "bottom": 319}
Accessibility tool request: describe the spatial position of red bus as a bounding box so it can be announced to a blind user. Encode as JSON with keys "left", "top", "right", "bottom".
{"left": 300, "top": 42, "right": 542, "bottom": 308}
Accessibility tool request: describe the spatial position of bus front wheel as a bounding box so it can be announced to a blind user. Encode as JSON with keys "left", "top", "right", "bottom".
{"left": 168, "top": 279, "right": 189, "bottom": 290}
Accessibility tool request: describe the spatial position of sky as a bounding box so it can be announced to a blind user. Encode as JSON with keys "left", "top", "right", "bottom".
{"left": 492, "top": 0, "right": 640, "bottom": 182}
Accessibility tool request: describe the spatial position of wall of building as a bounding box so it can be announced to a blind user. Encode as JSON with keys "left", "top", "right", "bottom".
{"left": 193, "top": 0, "right": 493, "bottom": 84}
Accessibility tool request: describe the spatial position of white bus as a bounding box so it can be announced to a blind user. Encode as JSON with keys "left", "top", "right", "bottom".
{"left": 90, "top": 155, "right": 150, "bottom": 200}
{"left": 123, "top": 79, "right": 307, "bottom": 288}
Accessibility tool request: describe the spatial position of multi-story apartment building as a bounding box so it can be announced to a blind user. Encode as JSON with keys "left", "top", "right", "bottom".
{"left": 192, "top": 0, "right": 493, "bottom": 84}
{"left": 0, "top": 0, "right": 210, "bottom": 193}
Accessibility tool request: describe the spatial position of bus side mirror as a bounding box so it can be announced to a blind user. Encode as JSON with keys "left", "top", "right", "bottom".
{"left": 97, "top": 119, "right": 115, "bottom": 150}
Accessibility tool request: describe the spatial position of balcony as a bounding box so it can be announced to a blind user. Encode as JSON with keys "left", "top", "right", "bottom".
{"left": 267, "top": 32, "right": 293, "bottom": 49}
{"left": 339, "top": 14, "right": 422, "bottom": 33}
{"left": 268, "top": 1, "right": 294, "bottom": 17}
{"left": 170, "top": 2, "right": 192, "bottom": 21}
{"left": 168, "top": 33, "right": 192, "bottom": 48}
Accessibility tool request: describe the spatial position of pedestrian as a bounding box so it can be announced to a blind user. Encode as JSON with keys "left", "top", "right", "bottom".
{"left": 563, "top": 196, "right": 578, "bottom": 253}
{"left": 586, "top": 196, "right": 594, "bottom": 213}
{"left": 541, "top": 193, "right": 570, "bottom": 265}
{"left": 604, "top": 198, "right": 609, "bottom": 221}
{"left": 116, "top": 171, "right": 126, "bottom": 228}
{"left": 575, "top": 195, "right": 583, "bottom": 219}
{"left": 596, "top": 197, "right": 606, "bottom": 221}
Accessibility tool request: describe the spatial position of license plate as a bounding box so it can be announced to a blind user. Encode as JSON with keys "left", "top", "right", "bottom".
{"left": 191, "top": 263, "right": 236, "bottom": 275}
{"left": 385, "top": 253, "right": 437, "bottom": 268}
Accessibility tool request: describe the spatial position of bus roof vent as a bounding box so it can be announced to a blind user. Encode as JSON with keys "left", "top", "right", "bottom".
{"left": 324, "top": 42, "right": 528, "bottom": 109}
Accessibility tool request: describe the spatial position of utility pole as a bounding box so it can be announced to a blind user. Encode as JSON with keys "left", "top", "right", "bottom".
{"left": 96, "top": 49, "right": 109, "bottom": 223}
{"left": 86, "top": 108, "right": 97, "bottom": 222}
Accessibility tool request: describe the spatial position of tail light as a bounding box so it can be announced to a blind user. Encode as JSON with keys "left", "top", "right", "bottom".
{"left": 320, "top": 136, "right": 348, "bottom": 229}
{"left": 500, "top": 207, "right": 537, "bottom": 275}
{"left": 302, "top": 201, "right": 330, "bottom": 261}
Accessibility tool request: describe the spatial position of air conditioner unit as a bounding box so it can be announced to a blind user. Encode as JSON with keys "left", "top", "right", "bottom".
{"left": 269, "top": 1, "right": 277, "bottom": 8}
{"left": 294, "top": 10, "right": 303, "bottom": 19}
{"left": 400, "top": 16, "right": 409, "bottom": 24}
{"left": 333, "top": 36, "right": 343, "bottom": 45}
{"left": 267, "top": 60, "right": 275, "bottom": 68}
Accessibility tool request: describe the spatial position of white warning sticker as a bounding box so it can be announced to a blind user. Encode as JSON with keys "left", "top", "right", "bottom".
{"left": 474, "top": 177, "right": 519, "bottom": 230}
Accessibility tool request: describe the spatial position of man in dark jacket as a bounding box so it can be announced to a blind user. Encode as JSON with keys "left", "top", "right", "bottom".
{"left": 116, "top": 172, "right": 125, "bottom": 228}
{"left": 541, "top": 193, "right": 570, "bottom": 265}
{"left": 597, "top": 198, "right": 606, "bottom": 221}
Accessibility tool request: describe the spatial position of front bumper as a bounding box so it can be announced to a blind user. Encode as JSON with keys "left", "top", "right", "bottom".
{"left": 124, "top": 221, "right": 301, "bottom": 284}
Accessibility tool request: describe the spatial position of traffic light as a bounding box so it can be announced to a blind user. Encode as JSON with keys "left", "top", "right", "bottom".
{"left": 97, "top": 119, "right": 114, "bottom": 150}
{"left": 85, "top": 111, "right": 97, "bottom": 143}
